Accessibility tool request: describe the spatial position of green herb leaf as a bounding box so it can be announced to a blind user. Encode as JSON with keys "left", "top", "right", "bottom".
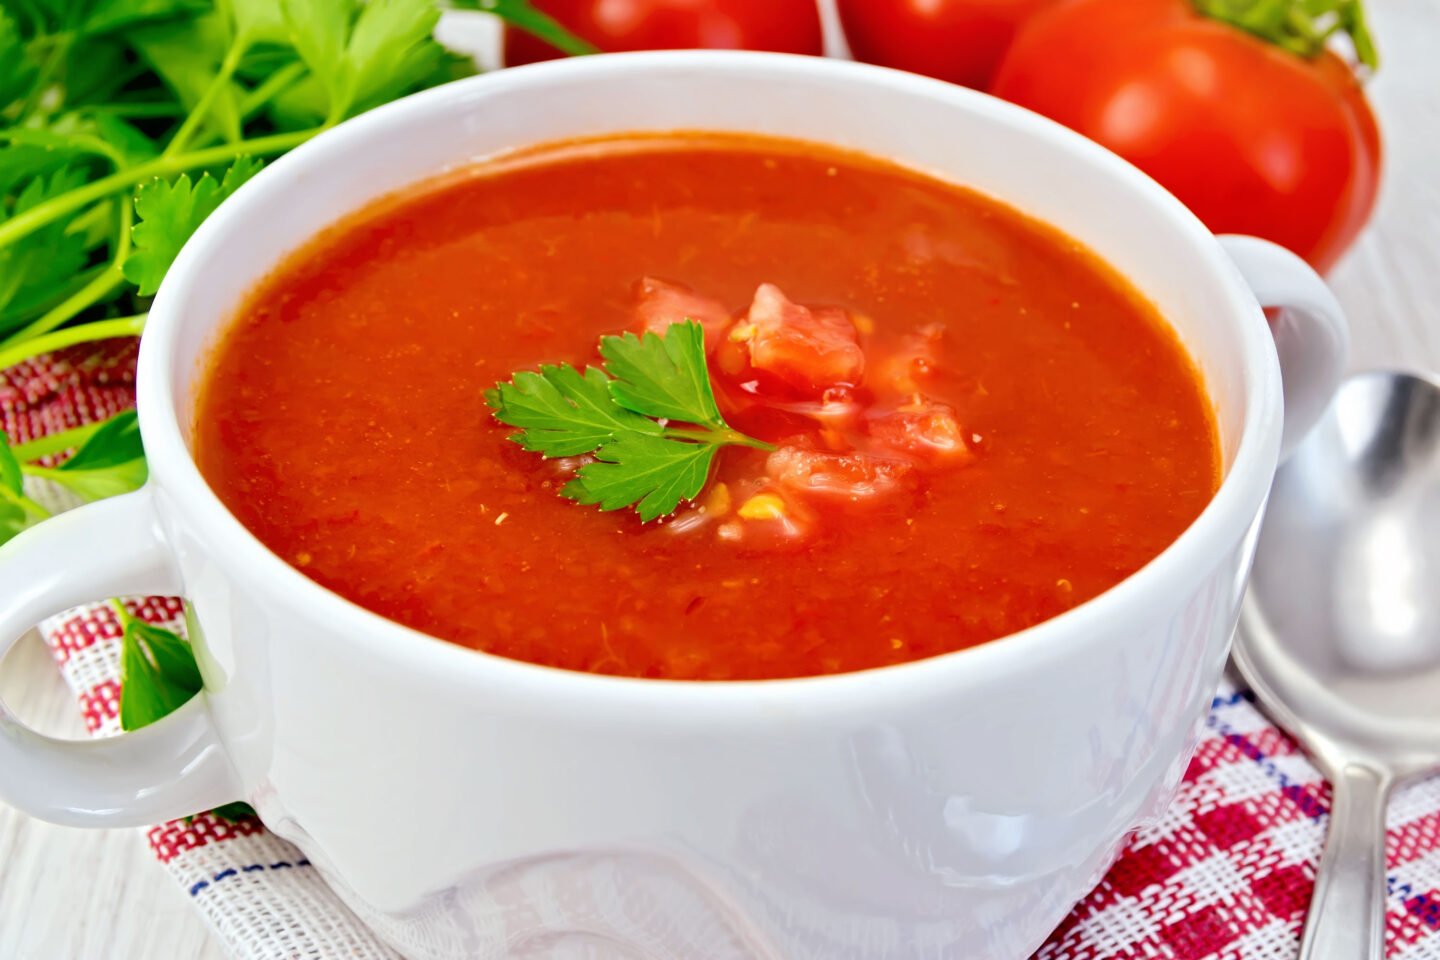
{"left": 0, "top": 497, "right": 29, "bottom": 547}
{"left": 223, "top": 0, "right": 289, "bottom": 45}
{"left": 211, "top": 801, "right": 257, "bottom": 822}
{"left": 347, "top": 0, "right": 444, "bottom": 108}
{"left": 82, "top": 0, "right": 209, "bottom": 38}
{"left": 90, "top": 114, "right": 161, "bottom": 166}
{"left": 281, "top": 0, "right": 445, "bottom": 120}
{"left": 600, "top": 321, "right": 725, "bottom": 427}
{"left": 490, "top": 322, "right": 770, "bottom": 520}
{"left": 0, "top": 8, "right": 37, "bottom": 111}
{"left": 455, "top": 0, "right": 600, "bottom": 56}
{"left": 28, "top": 459, "right": 147, "bottom": 500}
{"left": 113, "top": 600, "right": 252, "bottom": 821}
{"left": 279, "top": 0, "right": 351, "bottom": 112}
{"left": 487, "top": 364, "right": 662, "bottom": 457}
{"left": 119, "top": 615, "right": 203, "bottom": 731}
{"left": 23, "top": 410, "right": 148, "bottom": 500}
{"left": 565, "top": 435, "right": 719, "bottom": 522}
{"left": 0, "top": 165, "right": 90, "bottom": 314}
{"left": 0, "top": 142, "right": 80, "bottom": 199}
{"left": 0, "top": 431, "right": 49, "bottom": 546}
{"left": 59, "top": 409, "right": 143, "bottom": 470}
{"left": 127, "top": 13, "right": 245, "bottom": 142}
{"left": 0, "top": 431, "right": 22, "bottom": 496}
{"left": 51, "top": 36, "right": 135, "bottom": 109}
{"left": 123, "top": 156, "right": 261, "bottom": 295}
{"left": 9, "top": 420, "right": 103, "bottom": 462}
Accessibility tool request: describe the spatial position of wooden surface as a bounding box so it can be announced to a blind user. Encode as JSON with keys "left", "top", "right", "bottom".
{"left": 1, "top": 3, "right": 1437, "bottom": 957}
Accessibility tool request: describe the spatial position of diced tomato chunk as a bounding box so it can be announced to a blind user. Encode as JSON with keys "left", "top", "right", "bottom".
{"left": 766, "top": 444, "right": 913, "bottom": 500}
{"left": 634, "top": 277, "right": 731, "bottom": 342}
{"left": 738, "top": 283, "right": 864, "bottom": 393}
{"left": 869, "top": 399, "right": 971, "bottom": 463}
{"left": 875, "top": 322, "right": 945, "bottom": 395}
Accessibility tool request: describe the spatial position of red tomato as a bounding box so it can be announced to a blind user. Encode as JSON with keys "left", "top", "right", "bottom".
{"left": 504, "top": 0, "right": 824, "bottom": 65}
{"left": 837, "top": 0, "right": 1057, "bottom": 90}
{"left": 992, "top": 0, "right": 1381, "bottom": 272}
{"left": 632, "top": 276, "right": 731, "bottom": 343}
{"left": 766, "top": 445, "right": 915, "bottom": 501}
{"left": 869, "top": 400, "right": 972, "bottom": 463}
{"left": 740, "top": 283, "right": 865, "bottom": 394}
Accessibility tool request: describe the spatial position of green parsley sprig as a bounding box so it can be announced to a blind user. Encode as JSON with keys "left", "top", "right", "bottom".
{"left": 0, "top": 0, "right": 588, "bottom": 369}
{"left": 110, "top": 596, "right": 253, "bottom": 822}
{"left": 487, "top": 321, "right": 773, "bottom": 522}
{"left": 0, "top": 0, "right": 592, "bottom": 822}
{"left": 0, "top": 409, "right": 148, "bottom": 544}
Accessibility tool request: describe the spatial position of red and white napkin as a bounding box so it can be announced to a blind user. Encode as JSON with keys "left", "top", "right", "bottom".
{"left": 6, "top": 345, "right": 1440, "bottom": 959}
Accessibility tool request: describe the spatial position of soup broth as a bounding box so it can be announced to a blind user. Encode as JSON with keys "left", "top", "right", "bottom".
{"left": 195, "top": 134, "right": 1220, "bottom": 680}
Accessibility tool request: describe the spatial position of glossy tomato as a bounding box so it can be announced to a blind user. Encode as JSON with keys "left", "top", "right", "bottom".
{"left": 992, "top": 0, "right": 1381, "bottom": 271}
{"left": 837, "top": 0, "right": 1056, "bottom": 90}
{"left": 504, "top": 0, "right": 824, "bottom": 65}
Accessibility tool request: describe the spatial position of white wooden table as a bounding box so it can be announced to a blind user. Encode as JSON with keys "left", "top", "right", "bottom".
{"left": 1, "top": 3, "right": 1437, "bottom": 956}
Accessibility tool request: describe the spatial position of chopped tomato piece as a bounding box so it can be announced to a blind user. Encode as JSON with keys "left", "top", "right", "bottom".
{"left": 633, "top": 277, "right": 732, "bottom": 342}
{"left": 737, "top": 283, "right": 864, "bottom": 393}
{"left": 766, "top": 444, "right": 914, "bottom": 501}
{"left": 875, "top": 323, "right": 945, "bottom": 395}
{"left": 869, "top": 399, "right": 972, "bottom": 463}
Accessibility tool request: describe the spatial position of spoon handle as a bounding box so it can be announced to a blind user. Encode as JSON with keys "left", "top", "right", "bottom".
{"left": 1300, "top": 763, "right": 1390, "bottom": 960}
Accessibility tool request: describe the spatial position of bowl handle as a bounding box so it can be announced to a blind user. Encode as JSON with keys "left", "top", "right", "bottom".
{"left": 0, "top": 488, "right": 242, "bottom": 827}
{"left": 1218, "top": 235, "right": 1351, "bottom": 461}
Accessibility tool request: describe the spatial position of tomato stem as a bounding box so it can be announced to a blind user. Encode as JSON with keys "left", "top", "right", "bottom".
{"left": 1193, "top": 0, "right": 1378, "bottom": 69}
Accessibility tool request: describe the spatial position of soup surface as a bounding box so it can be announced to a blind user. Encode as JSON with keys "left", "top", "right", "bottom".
{"left": 196, "top": 133, "right": 1219, "bottom": 680}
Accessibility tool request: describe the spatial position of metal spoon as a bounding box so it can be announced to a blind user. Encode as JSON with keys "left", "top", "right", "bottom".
{"left": 1234, "top": 370, "right": 1440, "bottom": 959}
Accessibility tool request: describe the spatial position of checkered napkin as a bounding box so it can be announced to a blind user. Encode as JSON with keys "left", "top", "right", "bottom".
{"left": 6, "top": 344, "right": 1440, "bottom": 960}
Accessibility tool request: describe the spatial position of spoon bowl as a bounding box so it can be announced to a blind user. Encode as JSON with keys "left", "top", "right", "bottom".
{"left": 1235, "top": 370, "right": 1440, "bottom": 959}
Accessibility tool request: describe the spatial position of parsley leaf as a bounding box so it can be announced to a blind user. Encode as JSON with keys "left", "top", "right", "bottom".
{"left": 489, "top": 322, "right": 772, "bottom": 521}
{"left": 0, "top": 141, "right": 79, "bottom": 199}
{"left": 600, "top": 321, "right": 724, "bottom": 427}
{"left": 58, "top": 409, "right": 144, "bottom": 469}
{"left": 0, "top": 430, "right": 21, "bottom": 496}
{"left": 281, "top": 0, "right": 444, "bottom": 121}
{"left": 123, "top": 156, "right": 262, "bottom": 295}
{"left": 452, "top": 0, "right": 600, "bottom": 56}
{"left": 90, "top": 114, "right": 161, "bottom": 166}
{"left": 566, "top": 435, "right": 719, "bottom": 522}
{"left": 223, "top": 0, "right": 289, "bottom": 45}
{"left": 0, "top": 9, "right": 36, "bottom": 112}
{"left": 0, "top": 496, "right": 28, "bottom": 546}
{"left": 211, "top": 800, "right": 257, "bottom": 822}
{"left": 112, "top": 597, "right": 258, "bottom": 822}
{"left": 0, "top": 430, "right": 50, "bottom": 546}
{"left": 486, "top": 364, "right": 661, "bottom": 457}
{"left": 0, "top": 0, "right": 595, "bottom": 534}
{"left": 279, "top": 0, "right": 350, "bottom": 109}
{"left": 0, "top": 165, "right": 90, "bottom": 314}
{"left": 22, "top": 410, "right": 148, "bottom": 501}
{"left": 118, "top": 614, "right": 203, "bottom": 730}
{"left": 127, "top": 13, "right": 245, "bottom": 142}
{"left": 81, "top": 0, "right": 209, "bottom": 38}
{"left": 347, "top": 0, "right": 446, "bottom": 108}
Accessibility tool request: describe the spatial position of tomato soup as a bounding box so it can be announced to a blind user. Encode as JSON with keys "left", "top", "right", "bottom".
{"left": 195, "top": 134, "right": 1220, "bottom": 680}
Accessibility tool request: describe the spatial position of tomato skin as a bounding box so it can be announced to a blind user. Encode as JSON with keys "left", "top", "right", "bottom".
{"left": 992, "top": 0, "right": 1381, "bottom": 272}
{"left": 837, "top": 0, "right": 1057, "bottom": 90}
{"left": 504, "top": 0, "right": 824, "bottom": 65}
